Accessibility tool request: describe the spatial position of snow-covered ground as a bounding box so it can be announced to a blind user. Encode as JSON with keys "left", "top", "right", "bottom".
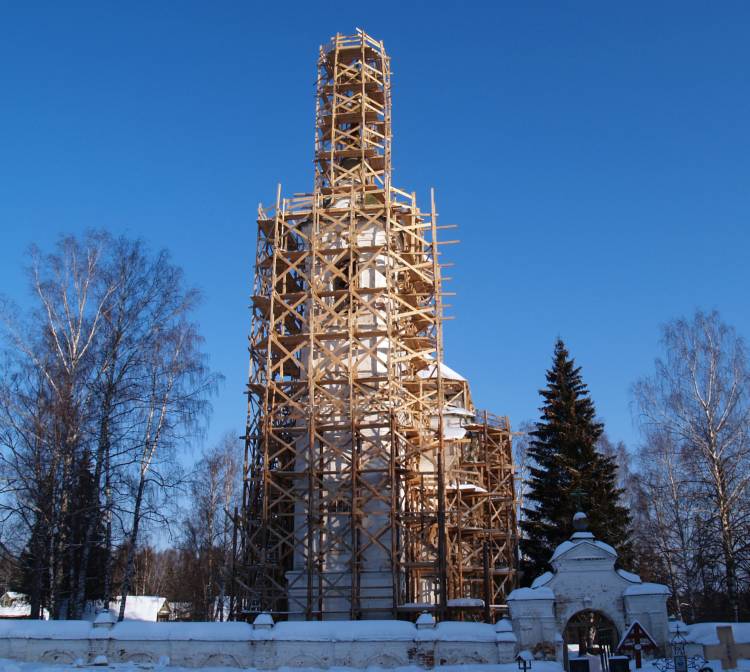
{"left": 685, "top": 623, "right": 750, "bottom": 646}
{"left": 0, "top": 662, "right": 564, "bottom": 672}
{"left": 1, "top": 659, "right": 747, "bottom": 672}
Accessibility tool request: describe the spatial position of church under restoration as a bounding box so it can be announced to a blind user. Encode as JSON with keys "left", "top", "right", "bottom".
{"left": 233, "top": 29, "right": 517, "bottom": 621}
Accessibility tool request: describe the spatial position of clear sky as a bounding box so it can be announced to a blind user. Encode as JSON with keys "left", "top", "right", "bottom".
{"left": 1, "top": 2, "right": 749, "bottom": 459}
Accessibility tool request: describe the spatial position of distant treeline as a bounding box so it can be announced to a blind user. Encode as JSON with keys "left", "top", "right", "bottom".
{"left": 1, "top": 233, "right": 748, "bottom": 624}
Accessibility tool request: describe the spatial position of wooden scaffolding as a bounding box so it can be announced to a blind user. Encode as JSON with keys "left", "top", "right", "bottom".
{"left": 233, "top": 29, "right": 517, "bottom": 621}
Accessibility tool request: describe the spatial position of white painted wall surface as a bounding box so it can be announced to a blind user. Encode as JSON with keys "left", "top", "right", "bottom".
{"left": 508, "top": 530, "right": 670, "bottom": 658}
{"left": 0, "top": 618, "right": 517, "bottom": 668}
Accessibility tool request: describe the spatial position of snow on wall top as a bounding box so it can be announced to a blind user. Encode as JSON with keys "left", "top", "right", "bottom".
{"left": 506, "top": 586, "right": 555, "bottom": 602}
{"left": 270, "top": 620, "right": 498, "bottom": 642}
{"left": 104, "top": 621, "right": 254, "bottom": 641}
{"left": 0, "top": 621, "right": 92, "bottom": 640}
{"left": 616, "top": 568, "right": 642, "bottom": 583}
{"left": 550, "top": 538, "right": 617, "bottom": 562}
{"left": 531, "top": 572, "right": 554, "bottom": 588}
{"left": 495, "top": 618, "right": 513, "bottom": 633}
{"left": 495, "top": 618, "right": 517, "bottom": 642}
{"left": 622, "top": 583, "right": 670, "bottom": 597}
{"left": 0, "top": 619, "right": 505, "bottom": 643}
{"left": 684, "top": 622, "right": 750, "bottom": 645}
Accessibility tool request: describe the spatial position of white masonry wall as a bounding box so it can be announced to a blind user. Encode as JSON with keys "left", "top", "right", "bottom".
{"left": 0, "top": 617, "right": 517, "bottom": 669}
{"left": 507, "top": 529, "right": 671, "bottom": 659}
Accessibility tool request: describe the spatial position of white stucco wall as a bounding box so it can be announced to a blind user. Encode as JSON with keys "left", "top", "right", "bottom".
{"left": 624, "top": 592, "right": 669, "bottom": 647}
{"left": 0, "top": 618, "right": 517, "bottom": 668}
{"left": 506, "top": 589, "right": 556, "bottom": 652}
{"left": 508, "top": 529, "right": 670, "bottom": 658}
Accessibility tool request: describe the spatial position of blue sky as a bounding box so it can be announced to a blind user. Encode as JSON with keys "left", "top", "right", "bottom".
{"left": 1, "top": 2, "right": 749, "bottom": 459}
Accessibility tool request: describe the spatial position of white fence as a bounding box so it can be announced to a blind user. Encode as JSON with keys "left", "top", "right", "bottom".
{"left": 0, "top": 614, "right": 518, "bottom": 669}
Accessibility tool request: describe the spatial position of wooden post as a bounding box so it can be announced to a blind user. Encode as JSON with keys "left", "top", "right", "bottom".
{"left": 483, "top": 541, "right": 492, "bottom": 623}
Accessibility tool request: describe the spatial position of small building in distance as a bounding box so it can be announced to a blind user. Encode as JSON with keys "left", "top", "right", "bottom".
{"left": 0, "top": 592, "right": 49, "bottom": 619}
{"left": 109, "top": 596, "right": 171, "bottom": 622}
{"left": 0, "top": 592, "right": 26, "bottom": 609}
{"left": 167, "top": 601, "right": 193, "bottom": 621}
{"left": 0, "top": 592, "right": 31, "bottom": 619}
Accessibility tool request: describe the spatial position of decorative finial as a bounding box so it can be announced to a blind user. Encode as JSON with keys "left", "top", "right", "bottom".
{"left": 573, "top": 511, "right": 588, "bottom": 532}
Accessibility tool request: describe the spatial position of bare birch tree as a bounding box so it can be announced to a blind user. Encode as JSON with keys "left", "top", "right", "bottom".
{"left": 633, "top": 310, "right": 750, "bottom": 621}
{"left": 0, "top": 232, "right": 218, "bottom": 620}
{"left": 0, "top": 356, "right": 57, "bottom": 618}
{"left": 635, "top": 429, "right": 700, "bottom": 620}
{"left": 71, "top": 238, "right": 203, "bottom": 617}
{"left": 180, "top": 433, "right": 240, "bottom": 620}
{"left": 117, "top": 308, "right": 219, "bottom": 621}
{"left": 0, "top": 234, "right": 113, "bottom": 617}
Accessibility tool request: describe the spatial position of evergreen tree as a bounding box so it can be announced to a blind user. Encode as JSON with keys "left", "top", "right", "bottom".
{"left": 64, "top": 449, "right": 107, "bottom": 605}
{"left": 521, "top": 339, "right": 632, "bottom": 583}
{"left": 18, "top": 519, "right": 50, "bottom": 618}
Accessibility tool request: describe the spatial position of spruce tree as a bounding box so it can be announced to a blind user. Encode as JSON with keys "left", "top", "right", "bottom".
{"left": 521, "top": 339, "right": 632, "bottom": 584}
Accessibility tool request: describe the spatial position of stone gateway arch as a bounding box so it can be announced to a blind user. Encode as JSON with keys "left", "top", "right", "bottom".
{"left": 507, "top": 513, "right": 670, "bottom": 660}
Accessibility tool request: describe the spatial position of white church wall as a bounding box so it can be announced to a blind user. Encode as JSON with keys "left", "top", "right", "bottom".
{"left": 507, "top": 589, "right": 556, "bottom": 651}
{"left": 623, "top": 593, "right": 670, "bottom": 650}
